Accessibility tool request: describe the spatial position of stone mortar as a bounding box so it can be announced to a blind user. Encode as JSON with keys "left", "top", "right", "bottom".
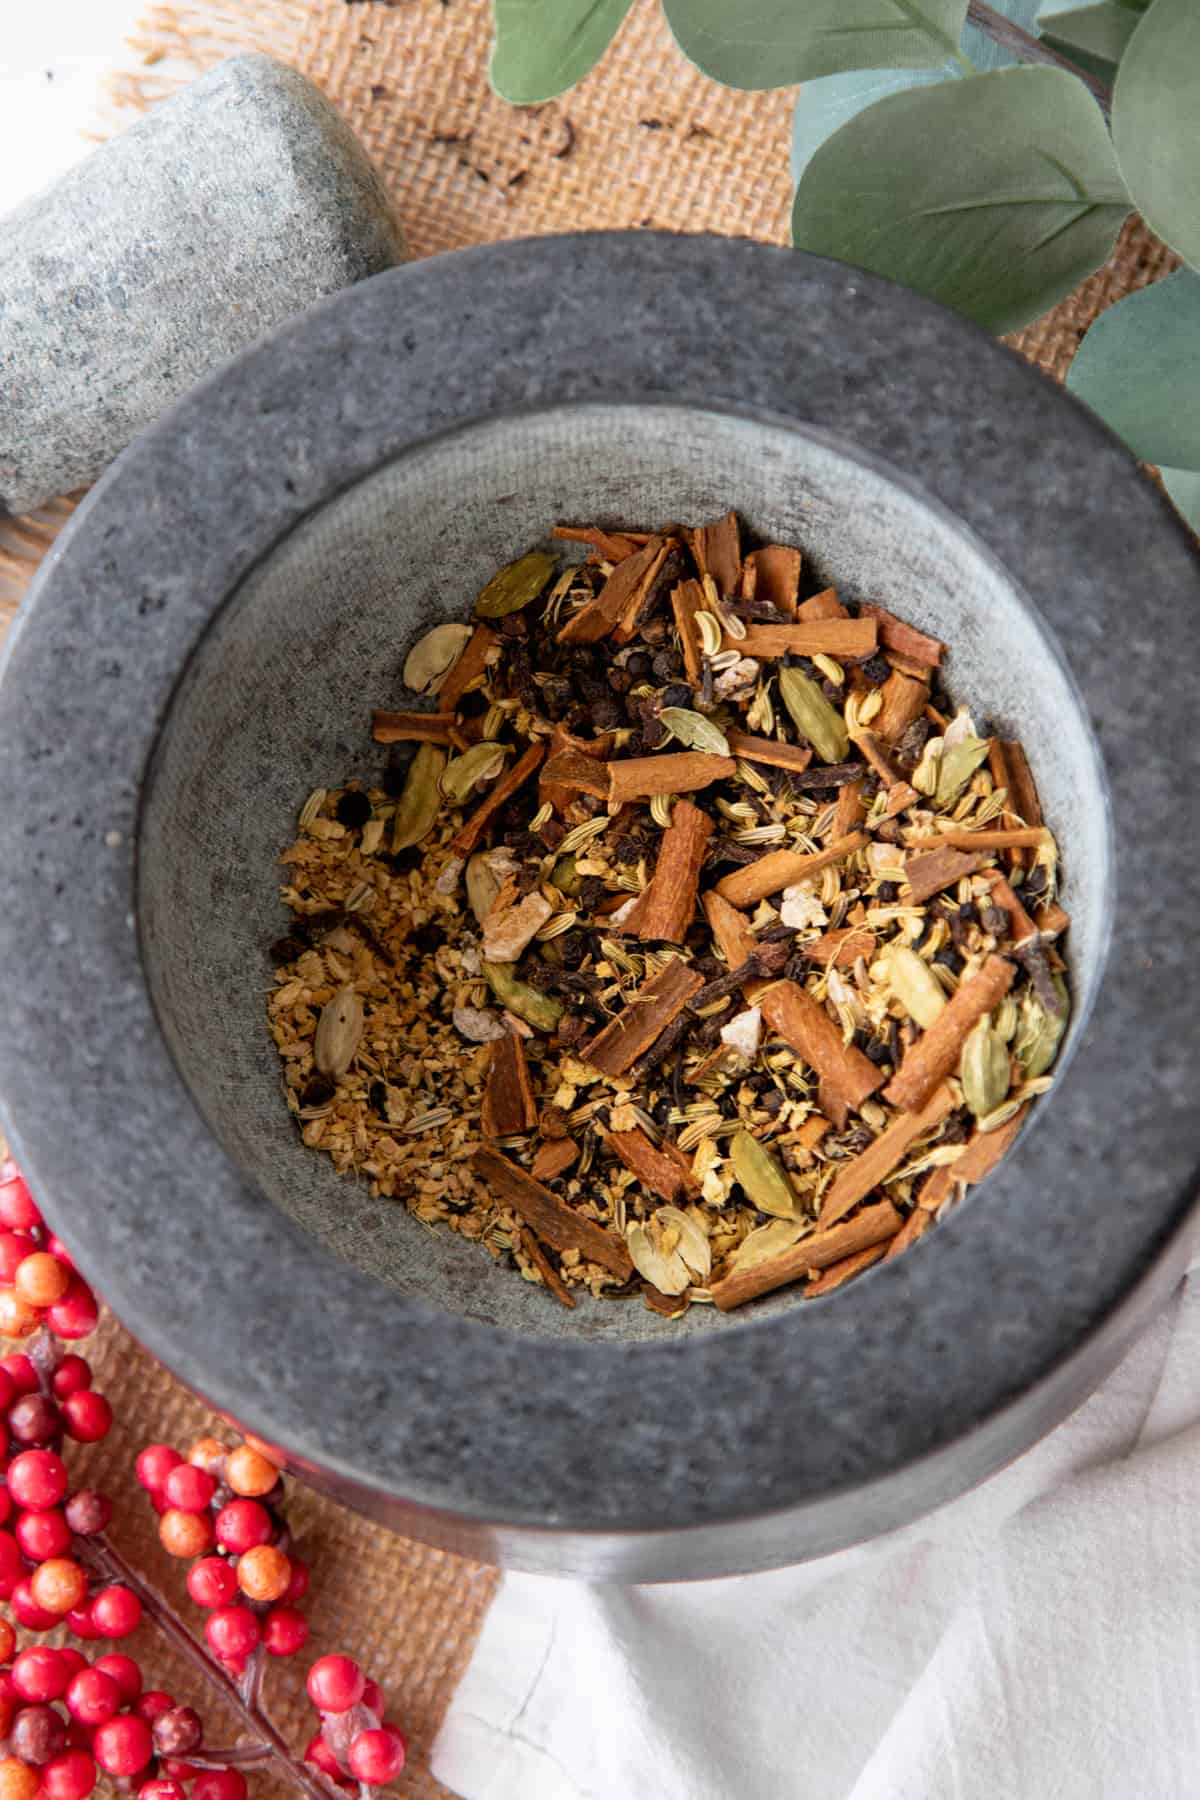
{"left": 0, "top": 55, "right": 405, "bottom": 515}
{"left": 0, "top": 234, "right": 1196, "bottom": 1581}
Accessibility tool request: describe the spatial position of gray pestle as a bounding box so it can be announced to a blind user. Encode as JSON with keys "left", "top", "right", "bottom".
{"left": 0, "top": 54, "right": 406, "bottom": 517}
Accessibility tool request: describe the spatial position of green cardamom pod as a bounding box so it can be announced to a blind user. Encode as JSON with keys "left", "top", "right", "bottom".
{"left": 475, "top": 551, "right": 557, "bottom": 618}
{"left": 960, "top": 1015, "right": 1012, "bottom": 1119}
{"left": 483, "top": 961, "right": 563, "bottom": 1034}
{"left": 778, "top": 667, "right": 849, "bottom": 764}
{"left": 391, "top": 742, "right": 446, "bottom": 851}
{"left": 730, "top": 1130, "right": 798, "bottom": 1220}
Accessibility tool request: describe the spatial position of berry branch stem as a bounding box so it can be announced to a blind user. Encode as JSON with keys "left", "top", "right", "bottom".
{"left": 965, "top": 1, "right": 1114, "bottom": 114}
{"left": 76, "top": 1536, "right": 339, "bottom": 1800}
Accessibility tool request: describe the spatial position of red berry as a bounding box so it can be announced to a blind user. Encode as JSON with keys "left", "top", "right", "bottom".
{"left": 205, "top": 1606, "right": 260, "bottom": 1662}
{"left": 191, "top": 1774, "right": 247, "bottom": 1800}
{"left": 10, "top": 1703, "right": 68, "bottom": 1766}
{"left": 64, "top": 1491, "right": 111, "bottom": 1538}
{"left": 213, "top": 1499, "right": 271, "bottom": 1554}
{"left": 0, "top": 1356, "right": 37, "bottom": 1398}
{"left": 8, "top": 1394, "right": 61, "bottom": 1447}
{"left": 284, "top": 1556, "right": 310, "bottom": 1602}
{"left": 307, "top": 1655, "right": 365, "bottom": 1714}
{"left": 51, "top": 1358, "right": 91, "bottom": 1399}
{"left": 262, "top": 1606, "right": 308, "bottom": 1657}
{"left": 0, "top": 1530, "right": 22, "bottom": 1592}
{"left": 92, "top": 1715, "right": 153, "bottom": 1777}
{"left": 12, "top": 1578, "right": 62, "bottom": 1631}
{"left": 44, "top": 1278, "right": 98, "bottom": 1342}
{"left": 40, "top": 1750, "right": 96, "bottom": 1800}
{"left": 8, "top": 1450, "right": 68, "bottom": 1511}
{"left": 12, "top": 1646, "right": 70, "bottom": 1702}
{"left": 90, "top": 1586, "right": 142, "bottom": 1639}
{"left": 93, "top": 1655, "right": 141, "bottom": 1703}
{"left": 305, "top": 1732, "right": 343, "bottom": 1777}
{"left": 0, "top": 1234, "right": 33, "bottom": 1286}
{"left": 348, "top": 1726, "right": 407, "bottom": 1785}
{"left": 187, "top": 1557, "right": 238, "bottom": 1610}
{"left": 159, "top": 1763, "right": 199, "bottom": 1784}
{"left": 0, "top": 1169, "right": 42, "bottom": 1232}
{"left": 16, "top": 1509, "right": 72, "bottom": 1562}
{"left": 44, "top": 1238, "right": 75, "bottom": 1271}
{"left": 135, "top": 1445, "right": 182, "bottom": 1494}
{"left": 65, "top": 1604, "right": 99, "bottom": 1641}
{"left": 138, "top": 1783, "right": 185, "bottom": 1800}
{"left": 0, "top": 1621, "right": 13, "bottom": 1666}
{"left": 362, "top": 1678, "right": 385, "bottom": 1716}
{"left": 65, "top": 1668, "right": 122, "bottom": 1728}
{"left": 134, "top": 1691, "right": 175, "bottom": 1723}
{"left": 162, "top": 1464, "right": 214, "bottom": 1514}
{"left": 58, "top": 1651, "right": 87, "bottom": 1682}
{"left": 62, "top": 1392, "right": 112, "bottom": 1444}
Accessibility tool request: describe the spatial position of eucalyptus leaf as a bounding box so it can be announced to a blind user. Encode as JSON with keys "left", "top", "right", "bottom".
{"left": 664, "top": 0, "right": 968, "bottom": 90}
{"left": 490, "top": 0, "right": 634, "bottom": 104}
{"left": 1112, "top": 0, "right": 1200, "bottom": 270}
{"left": 1160, "top": 466, "right": 1200, "bottom": 534}
{"left": 1066, "top": 271, "right": 1200, "bottom": 469}
{"left": 791, "top": 1, "right": 1041, "bottom": 187}
{"left": 792, "top": 66, "right": 1129, "bottom": 335}
{"left": 1039, "top": 2, "right": 1137, "bottom": 64}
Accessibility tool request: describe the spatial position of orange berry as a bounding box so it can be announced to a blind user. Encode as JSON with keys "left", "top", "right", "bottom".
{"left": 30, "top": 1556, "right": 89, "bottom": 1615}
{"left": 187, "top": 1436, "right": 227, "bottom": 1476}
{"left": 226, "top": 1446, "right": 279, "bottom": 1498}
{"left": 158, "top": 1508, "right": 215, "bottom": 1559}
{"left": 13, "top": 1253, "right": 69, "bottom": 1308}
{"left": 0, "top": 1291, "right": 39, "bottom": 1338}
{"left": 0, "top": 1618, "right": 14, "bottom": 1664}
{"left": 243, "top": 1432, "right": 285, "bottom": 1467}
{"left": 236, "top": 1544, "right": 291, "bottom": 1604}
{"left": 0, "top": 1758, "right": 40, "bottom": 1800}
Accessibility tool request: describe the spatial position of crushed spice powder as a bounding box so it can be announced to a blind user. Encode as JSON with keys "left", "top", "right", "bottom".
{"left": 266, "top": 514, "right": 1071, "bottom": 1317}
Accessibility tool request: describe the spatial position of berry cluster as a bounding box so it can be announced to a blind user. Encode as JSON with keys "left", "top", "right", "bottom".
{"left": 305, "top": 1657, "right": 407, "bottom": 1789}
{"left": 0, "top": 1165, "right": 98, "bottom": 1346}
{"left": 137, "top": 1438, "right": 308, "bottom": 1673}
{"left": 0, "top": 1631, "right": 244, "bottom": 1800}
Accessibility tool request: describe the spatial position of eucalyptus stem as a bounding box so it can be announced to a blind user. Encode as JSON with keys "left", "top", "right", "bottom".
{"left": 966, "top": 0, "right": 1114, "bottom": 113}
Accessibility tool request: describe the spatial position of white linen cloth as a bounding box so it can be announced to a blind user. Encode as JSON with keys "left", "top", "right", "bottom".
{"left": 435, "top": 1255, "right": 1200, "bottom": 1800}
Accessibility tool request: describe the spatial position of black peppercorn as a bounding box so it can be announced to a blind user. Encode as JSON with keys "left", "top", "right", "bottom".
{"left": 335, "top": 790, "right": 372, "bottom": 829}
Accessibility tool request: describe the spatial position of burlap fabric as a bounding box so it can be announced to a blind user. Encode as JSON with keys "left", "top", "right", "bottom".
{"left": 0, "top": 5, "right": 1180, "bottom": 1792}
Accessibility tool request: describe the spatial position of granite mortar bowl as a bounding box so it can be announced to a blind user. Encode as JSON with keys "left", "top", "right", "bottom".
{"left": 1, "top": 234, "right": 1198, "bottom": 1582}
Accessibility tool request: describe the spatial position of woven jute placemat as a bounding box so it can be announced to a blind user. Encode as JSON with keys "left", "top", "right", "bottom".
{"left": 0, "top": 5, "right": 1180, "bottom": 1794}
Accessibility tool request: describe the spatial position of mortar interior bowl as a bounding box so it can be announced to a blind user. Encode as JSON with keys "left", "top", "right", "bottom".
{"left": 0, "top": 234, "right": 1197, "bottom": 1581}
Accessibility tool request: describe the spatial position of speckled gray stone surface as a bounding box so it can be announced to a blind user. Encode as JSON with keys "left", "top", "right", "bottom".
{"left": 0, "top": 55, "right": 404, "bottom": 515}
{"left": 0, "top": 235, "right": 1197, "bottom": 1581}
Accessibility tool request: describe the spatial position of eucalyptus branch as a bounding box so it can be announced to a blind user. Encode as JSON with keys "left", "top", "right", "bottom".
{"left": 966, "top": 1, "right": 1114, "bottom": 114}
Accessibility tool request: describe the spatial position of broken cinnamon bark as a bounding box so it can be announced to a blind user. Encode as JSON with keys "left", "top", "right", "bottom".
{"left": 371, "top": 712, "right": 463, "bottom": 748}
{"left": 713, "top": 831, "right": 867, "bottom": 909}
{"left": 450, "top": 742, "right": 546, "bottom": 855}
{"left": 850, "top": 728, "right": 906, "bottom": 788}
{"left": 724, "top": 731, "right": 813, "bottom": 775}
{"left": 733, "top": 618, "right": 877, "bottom": 660}
{"left": 482, "top": 1032, "right": 537, "bottom": 1138}
{"left": 439, "top": 623, "right": 498, "bottom": 713}
{"left": 818, "top": 1084, "right": 955, "bottom": 1227}
{"left": 710, "top": 1201, "right": 902, "bottom": 1310}
{"left": 833, "top": 779, "right": 866, "bottom": 837}
{"left": 859, "top": 602, "right": 944, "bottom": 668}
{"left": 607, "top": 1127, "right": 696, "bottom": 1203}
{"left": 759, "top": 980, "right": 884, "bottom": 1118}
{"left": 520, "top": 1228, "right": 577, "bottom": 1309}
{"left": 551, "top": 523, "right": 644, "bottom": 561}
{"left": 557, "top": 537, "right": 668, "bottom": 644}
{"left": 875, "top": 671, "right": 930, "bottom": 743}
{"left": 884, "top": 955, "right": 1017, "bottom": 1111}
{"left": 904, "top": 845, "right": 989, "bottom": 906}
{"left": 607, "top": 752, "right": 735, "bottom": 805}
{"left": 584, "top": 957, "right": 705, "bottom": 1076}
{"left": 797, "top": 587, "right": 847, "bottom": 621}
{"left": 793, "top": 926, "right": 876, "bottom": 969}
{"left": 744, "top": 545, "right": 801, "bottom": 615}
{"left": 805, "top": 1243, "right": 888, "bottom": 1296}
{"left": 473, "top": 1146, "right": 634, "bottom": 1278}
{"left": 624, "top": 798, "right": 712, "bottom": 943}
{"left": 539, "top": 725, "right": 613, "bottom": 815}
{"left": 540, "top": 749, "right": 612, "bottom": 800}
{"left": 670, "top": 579, "right": 706, "bottom": 684}
{"left": 912, "top": 826, "right": 1050, "bottom": 853}
{"left": 531, "top": 1138, "right": 579, "bottom": 1182}
{"left": 688, "top": 510, "right": 741, "bottom": 596}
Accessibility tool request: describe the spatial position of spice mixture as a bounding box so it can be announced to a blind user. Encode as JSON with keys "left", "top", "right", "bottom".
{"left": 267, "top": 514, "right": 1070, "bottom": 1317}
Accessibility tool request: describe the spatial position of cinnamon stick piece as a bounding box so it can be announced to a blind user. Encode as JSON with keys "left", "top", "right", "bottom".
{"left": 952, "top": 1105, "right": 1029, "bottom": 1183}
{"left": 724, "top": 731, "right": 813, "bottom": 775}
{"left": 805, "top": 1243, "right": 888, "bottom": 1297}
{"left": 371, "top": 712, "right": 461, "bottom": 748}
{"left": 539, "top": 725, "right": 614, "bottom": 816}
{"left": 607, "top": 752, "right": 735, "bottom": 805}
{"left": 1003, "top": 741, "right": 1043, "bottom": 864}
{"left": 884, "top": 955, "right": 1016, "bottom": 1111}
{"left": 450, "top": 742, "right": 546, "bottom": 856}
{"left": 689, "top": 510, "right": 741, "bottom": 597}
{"left": 551, "top": 524, "right": 644, "bottom": 561}
{"left": 833, "top": 780, "right": 866, "bottom": 837}
{"left": 732, "top": 618, "right": 877, "bottom": 660}
{"left": 759, "top": 980, "right": 884, "bottom": 1117}
{"left": 744, "top": 546, "right": 801, "bottom": 616}
{"left": 713, "top": 831, "right": 867, "bottom": 909}
{"left": 439, "top": 624, "right": 498, "bottom": 713}
{"left": 556, "top": 538, "right": 667, "bottom": 645}
{"left": 482, "top": 1033, "right": 537, "bottom": 1138}
{"left": 710, "top": 1200, "right": 901, "bottom": 1310}
{"left": 859, "top": 603, "right": 944, "bottom": 668}
{"left": 850, "top": 728, "right": 906, "bottom": 788}
{"left": 671, "top": 579, "right": 706, "bottom": 684}
{"left": 532, "top": 1138, "right": 579, "bottom": 1182}
{"left": 818, "top": 1084, "right": 956, "bottom": 1228}
{"left": 986, "top": 872, "right": 1038, "bottom": 945}
{"left": 797, "top": 587, "right": 847, "bottom": 621}
{"left": 794, "top": 927, "right": 875, "bottom": 969}
{"left": 884, "top": 1206, "right": 935, "bottom": 1261}
{"left": 584, "top": 958, "right": 705, "bottom": 1077}
{"left": 607, "top": 1127, "right": 696, "bottom": 1202}
{"left": 541, "top": 749, "right": 612, "bottom": 800}
{"left": 875, "top": 671, "right": 929, "bottom": 744}
{"left": 703, "top": 891, "right": 759, "bottom": 973}
{"left": 903, "top": 846, "right": 988, "bottom": 906}
{"left": 520, "top": 1228, "right": 577, "bottom": 1309}
{"left": 625, "top": 798, "right": 712, "bottom": 943}
{"left": 473, "top": 1147, "right": 633, "bottom": 1278}
{"left": 911, "top": 827, "right": 1050, "bottom": 853}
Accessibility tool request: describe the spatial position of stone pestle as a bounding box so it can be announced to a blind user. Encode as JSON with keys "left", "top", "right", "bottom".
{"left": 0, "top": 55, "right": 405, "bottom": 517}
